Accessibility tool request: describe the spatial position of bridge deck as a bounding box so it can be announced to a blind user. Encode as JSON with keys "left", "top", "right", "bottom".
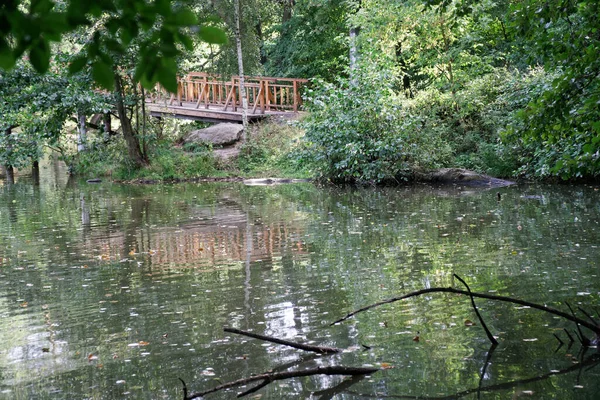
{"left": 146, "top": 101, "right": 299, "bottom": 123}
{"left": 147, "top": 73, "right": 307, "bottom": 123}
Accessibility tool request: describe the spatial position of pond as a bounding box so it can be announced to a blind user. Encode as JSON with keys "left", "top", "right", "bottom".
{"left": 1, "top": 167, "right": 600, "bottom": 399}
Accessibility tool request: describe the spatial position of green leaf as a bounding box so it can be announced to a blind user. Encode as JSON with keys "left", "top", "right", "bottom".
{"left": 92, "top": 60, "right": 114, "bottom": 91}
{"left": 104, "top": 38, "right": 124, "bottom": 54}
{"left": 177, "top": 33, "right": 194, "bottom": 51}
{"left": 120, "top": 21, "right": 139, "bottom": 45}
{"left": 0, "top": 39, "right": 16, "bottom": 70}
{"left": 154, "top": 0, "right": 171, "bottom": 16}
{"left": 29, "top": 39, "right": 50, "bottom": 72}
{"left": 157, "top": 64, "right": 177, "bottom": 93}
{"left": 198, "top": 26, "right": 228, "bottom": 44}
{"left": 68, "top": 55, "right": 88, "bottom": 74}
{"left": 31, "top": 0, "right": 54, "bottom": 14}
{"left": 172, "top": 9, "right": 197, "bottom": 26}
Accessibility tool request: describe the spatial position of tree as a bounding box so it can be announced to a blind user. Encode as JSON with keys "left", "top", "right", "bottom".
{"left": 265, "top": 0, "right": 350, "bottom": 81}
{"left": 234, "top": 0, "right": 249, "bottom": 133}
{"left": 505, "top": 0, "right": 600, "bottom": 179}
{"left": 0, "top": 0, "right": 227, "bottom": 91}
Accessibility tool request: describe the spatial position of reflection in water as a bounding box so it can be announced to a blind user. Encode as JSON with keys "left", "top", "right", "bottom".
{"left": 0, "top": 173, "right": 599, "bottom": 399}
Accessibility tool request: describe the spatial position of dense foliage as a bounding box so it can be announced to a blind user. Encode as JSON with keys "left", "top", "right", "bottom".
{"left": 1, "top": 0, "right": 598, "bottom": 183}
{"left": 294, "top": 0, "right": 600, "bottom": 182}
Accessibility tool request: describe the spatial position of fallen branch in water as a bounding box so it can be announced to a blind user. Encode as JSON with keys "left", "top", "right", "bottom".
{"left": 183, "top": 366, "right": 380, "bottom": 399}
{"left": 224, "top": 327, "right": 342, "bottom": 354}
{"left": 346, "top": 353, "right": 600, "bottom": 399}
{"left": 454, "top": 274, "right": 498, "bottom": 346}
{"left": 331, "top": 283, "right": 600, "bottom": 339}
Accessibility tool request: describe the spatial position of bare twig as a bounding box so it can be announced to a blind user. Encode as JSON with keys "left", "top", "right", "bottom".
{"left": 477, "top": 344, "right": 497, "bottom": 399}
{"left": 553, "top": 333, "right": 564, "bottom": 345}
{"left": 312, "top": 375, "right": 368, "bottom": 400}
{"left": 565, "top": 302, "right": 591, "bottom": 345}
{"left": 564, "top": 328, "right": 575, "bottom": 344}
{"left": 179, "top": 378, "right": 188, "bottom": 400}
{"left": 454, "top": 274, "right": 498, "bottom": 346}
{"left": 330, "top": 287, "right": 600, "bottom": 336}
{"left": 578, "top": 307, "right": 599, "bottom": 327}
{"left": 185, "top": 366, "right": 380, "bottom": 399}
{"left": 224, "top": 327, "right": 341, "bottom": 354}
{"left": 237, "top": 380, "right": 269, "bottom": 397}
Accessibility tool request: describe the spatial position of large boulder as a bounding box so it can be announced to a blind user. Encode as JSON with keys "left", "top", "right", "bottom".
{"left": 184, "top": 123, "right": 244, "bottom": 146}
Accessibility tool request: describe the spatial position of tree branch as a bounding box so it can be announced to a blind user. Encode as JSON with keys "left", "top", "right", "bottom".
{"left": 185, "top": 366, "right": 379, "bottom": 399}
{"left": 224, "top": 327, "right": 342, "bottom": 354}
{"left": 330, "top": 287, "right": 600, "bottom": 336}
{"left": 454, "top": 274, "right": 498, "bottom": 346}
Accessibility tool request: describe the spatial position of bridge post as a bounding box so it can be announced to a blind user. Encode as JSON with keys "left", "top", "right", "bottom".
{"left": 293, "top": 80, "right": 298, "bottom": 112}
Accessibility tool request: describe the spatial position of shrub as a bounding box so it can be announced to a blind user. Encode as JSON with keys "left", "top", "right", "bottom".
{"left": 298, "top": 63, "right": 447, "bottom": 184}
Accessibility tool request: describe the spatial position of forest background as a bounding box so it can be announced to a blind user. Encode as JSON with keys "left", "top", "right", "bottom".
{"left": 1, "top": 0, "right": 599, "bottom": 184}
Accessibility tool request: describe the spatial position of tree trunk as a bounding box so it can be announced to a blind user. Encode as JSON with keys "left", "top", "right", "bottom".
{"left": 282, "top": 0, "right": 292, "bottom": 23}
{"left": 2, "top": 127, "right": 15, "bottom": 185}
{"left": 2, "top": 165, "right": 14, "bottom": 184}
{"left": 77, "top": 111, "right": 87, "bottom": 152}
{"left": 114, "top": 74, "right": 148, "bottom": 168}
{"left": 234, "top": 0, "right": 249, "bottom": 137}
{"left": 103, "top": 113, "right": 112, "bottom": 140}
{"left": 349, "top": 26, "right": 360, "bottom": 84}
{"left": 31, "top": 159, "right": 40, "bottom": 185}
{"left": 255, "top": 20, "right": 267, "bottom": 65}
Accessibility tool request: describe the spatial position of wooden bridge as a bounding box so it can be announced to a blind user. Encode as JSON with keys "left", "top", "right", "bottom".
{"left": 146, "top": 73, "right": 308, "bottom": 123}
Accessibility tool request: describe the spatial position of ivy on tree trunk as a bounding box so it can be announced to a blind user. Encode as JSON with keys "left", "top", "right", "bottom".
{"left": 114, "top": 74, "right": 148, "bottom": 168}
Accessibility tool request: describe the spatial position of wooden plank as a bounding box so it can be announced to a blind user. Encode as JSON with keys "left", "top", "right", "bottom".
{"left": 251, "top": 84, "right": 263, "bottom": 114}
{"left": 222, "top": 84, "right": 234, "bottom": 111}
{"left": 293, "top": 80, "right": 298, "bottom": 112}
{"left": 265, "top": 80, "right": 270, "bottom": 111}
{"left": 195, "top": 83, "right": 206, "bottom": 109}
{"left": 148, "top": 104, "right": 247, "bottom": 122}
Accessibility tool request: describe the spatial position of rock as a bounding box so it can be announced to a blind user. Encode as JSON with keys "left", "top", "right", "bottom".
{"left": 415, "top": 168, "right": 514, "bottom": 188}
{"left": 213, "top": 145, "right": 241, "bottom": 161}
{"left": 183, "top": 123, "right": 244, "bottom": 147}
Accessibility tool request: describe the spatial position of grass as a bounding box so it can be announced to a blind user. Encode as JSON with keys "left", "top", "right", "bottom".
{"left": 71, "top": 117, "right": 311, "bottom": 182}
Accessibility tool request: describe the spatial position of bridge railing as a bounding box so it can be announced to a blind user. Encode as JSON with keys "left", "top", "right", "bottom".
{"left": 147, "top": 73, "right": 308, "bottom": 113}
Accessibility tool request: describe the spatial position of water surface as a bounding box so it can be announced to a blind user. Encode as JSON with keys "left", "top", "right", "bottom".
{"left": 1, "top": 170, "right": 599, "bottom": 399}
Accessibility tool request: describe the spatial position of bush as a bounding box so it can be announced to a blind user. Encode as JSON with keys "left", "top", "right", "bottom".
{"left": 297, "top": 63, "right": 450, "bottom": 184}
{"left": 236, "top": 119, "right": 309, "bottom": 178}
